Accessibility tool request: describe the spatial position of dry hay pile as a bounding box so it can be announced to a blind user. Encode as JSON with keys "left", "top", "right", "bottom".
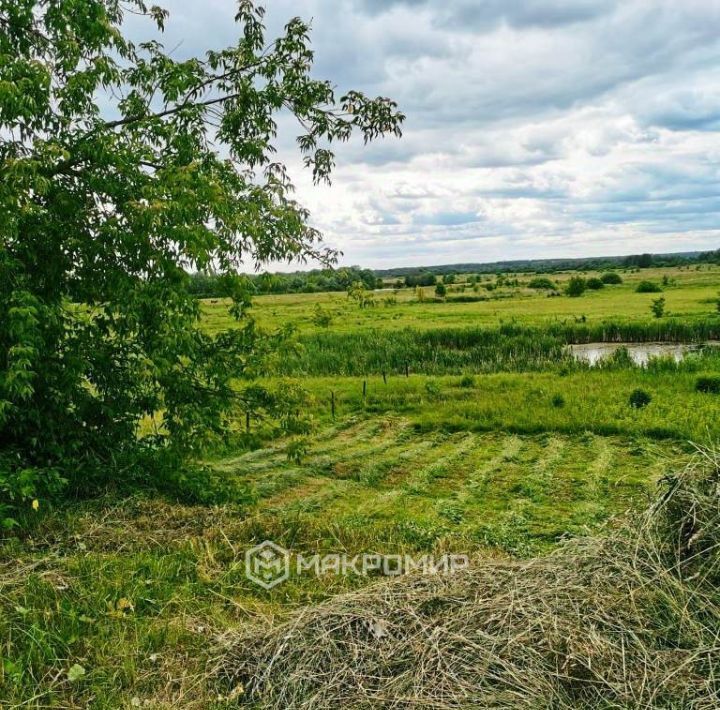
{"left": 217, "top": 447, "right": 720, "bottom": 708}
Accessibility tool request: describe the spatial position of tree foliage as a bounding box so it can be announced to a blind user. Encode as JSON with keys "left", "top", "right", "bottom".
{"left": 0, "top": 0, "right": 404, "bottom": 523}
{"left": 651, "top": 297, "right": 666, "bottom": 319}
{"left": 405, "top": 271, "right": 436, "bottom": 288}
{"left": 186, "top": 266, "right": 379, "bottom": 298}
{"left": 347, "top": 281, "right": 375, "bottom": 309}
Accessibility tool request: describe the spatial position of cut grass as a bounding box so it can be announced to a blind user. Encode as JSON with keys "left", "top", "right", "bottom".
{"left": 217, "top": 446, "right": 720, "bottom": 709}
{"left": 208, "top": 417, "right": 687, "bottom": 554}
{"left": 0, "top": 416, "right": 692, "bottom": 707}
{"left": 2, "top": 263, "right": 719, "bottom": 707}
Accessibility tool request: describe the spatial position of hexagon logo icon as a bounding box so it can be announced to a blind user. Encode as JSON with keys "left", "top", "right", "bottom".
{"left": 245, "top": 540, "right": 290, "bottom": 590}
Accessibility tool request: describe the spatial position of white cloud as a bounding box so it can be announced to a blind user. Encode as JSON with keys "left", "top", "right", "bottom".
{"left": 126, "top": 0, "right": 720, "bottom": 268}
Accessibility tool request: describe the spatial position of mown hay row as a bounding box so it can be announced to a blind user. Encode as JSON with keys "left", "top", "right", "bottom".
{"left": 216, "top": 446, "right": 720, "bottom": 708}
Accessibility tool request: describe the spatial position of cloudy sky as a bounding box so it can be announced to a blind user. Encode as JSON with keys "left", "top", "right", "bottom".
{"left": 131, "top": 1, "right": 720, "bottom": 269}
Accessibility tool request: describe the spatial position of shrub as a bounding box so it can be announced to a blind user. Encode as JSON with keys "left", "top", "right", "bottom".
{"left": 629, "top": 389, "right": 652, "bottom": 409}
{"left": 459, "top": 375, "right": 476, "bottom": 388}
{"left": 435, "top": 283, "right": 447, "bottom": 298}
{"left": 696, "top": 376, "right": 720, "bottom": 394}
{"left": 651, "top": 297, "right": 666, "bottom": 319}
{"left": 566, "top": 277, "right": 587, "bottom": 297}
{"left": 601, "top": 272, "right": 623, "bottom": 285}
{"left": 636, "top": 281, "right": 663, "bottom": 293}
{"left": 604, "top": 346, "right": 634, "bottom": 368}
{"left": 586, "top": 277, "right": 605, "bottom": 290}
{"left": 425, "top": 379, "right": 441, "bottom": 396}
{"left": 312, "top": 304, "right": 333, "bottom": 328}
{"left": 528, "top": 277, "right": 556, "bottom": 290}
{"left": 447, "top": 295, "right": 488, "bottom": 303}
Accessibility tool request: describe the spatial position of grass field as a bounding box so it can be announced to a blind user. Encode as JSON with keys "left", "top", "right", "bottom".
{"left": 201, "top": 264, "right": 720, "bottom": 335}
{"left": 1, "top": 263, "right": 719, "bottom": 707}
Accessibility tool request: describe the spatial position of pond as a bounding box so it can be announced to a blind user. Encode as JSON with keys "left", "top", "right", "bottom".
{"left": 567, "top": 342, "right": 720, "bottom": 366}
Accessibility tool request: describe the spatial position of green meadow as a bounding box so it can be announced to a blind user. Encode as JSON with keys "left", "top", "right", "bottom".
{"left": 201, "top": 263, "right": 720, "bottom": 335}
{"left": 2, "top": 263, "right": 720, "bottom": 707}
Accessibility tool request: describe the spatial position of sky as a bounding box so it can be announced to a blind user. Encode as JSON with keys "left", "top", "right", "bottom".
{"left": 127, "top": 0, "right": 720, "bottom": 269}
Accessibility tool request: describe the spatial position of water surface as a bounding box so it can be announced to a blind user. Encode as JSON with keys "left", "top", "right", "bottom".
{"left": 567, "top": 342, "right": 719, "bottom": 366}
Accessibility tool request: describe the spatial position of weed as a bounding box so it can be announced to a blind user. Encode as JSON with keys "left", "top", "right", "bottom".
{"left": 629, "top": 388, "right": 652, "bottom": 409}
{"left": 696, "top": 376, "right": 720, "bottom": 394}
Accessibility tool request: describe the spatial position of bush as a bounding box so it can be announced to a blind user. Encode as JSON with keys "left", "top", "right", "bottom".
{"left": 586, "top": 277, "right": 605, "bottom": 290}
{"left": 447, "top": 295, "right": 488, "bottom": 303}
{"left": 459, "top": 375, "right": 476, "bottom": 388}
{"left": 566, "top": 277, "right": 587, "bottom": 297}
{"left": 551, "top": 394, "right": 565, "bottom": 408}
{"left": 425, "top": 379, "right": 441, "bottom": 396}
{"left": 435, "top": 283, "right": 447, "bottom": 298}
{"left": 312, "top": 304, "right": 333, "bottom": 328}
{"left": 601, "top": 272, "right": 623, "bottom": 285}
{"left": 696, "top": 376, "right": 720, "bottom": 394}
{"left": 636, "top": 281, "right": 663, "bottom": 293}
{"left": 629, "top": 388, "right": 652, "bottom": 409}
{"left": 528, "top": 277, "right": 556, "bottom": 290}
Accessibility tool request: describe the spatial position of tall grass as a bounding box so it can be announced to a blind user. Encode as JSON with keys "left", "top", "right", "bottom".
{"left": 300, "top": 369, "right": 719, "bottom": 443}
{"left": 273, "top": 318, "right": 720, "bottom": 376}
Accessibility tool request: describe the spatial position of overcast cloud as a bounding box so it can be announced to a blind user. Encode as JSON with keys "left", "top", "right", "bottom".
{"left": 129, "top": 0, "right": 720, "bottom": 268}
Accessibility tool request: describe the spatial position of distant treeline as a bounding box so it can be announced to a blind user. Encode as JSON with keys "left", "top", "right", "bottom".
{"left": 374, "top": 249, "right": 720, "bottom": 279}
{"left": 186, "top": 267, "right": 381, "bottom": 298}
{"left": 188, "top": 249, "right": 720, "bottom": 298}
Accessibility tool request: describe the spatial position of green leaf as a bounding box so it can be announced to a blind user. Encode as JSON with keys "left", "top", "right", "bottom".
{"left": 67, "top": 664, "right": 86, "bottom": 682}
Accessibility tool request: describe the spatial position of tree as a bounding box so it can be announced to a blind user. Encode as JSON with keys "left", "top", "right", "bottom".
{"left": 405, "top": 271, "right": 436, "bottom": 288}
{"left": 435, "top": 282, "right": 447, "bottom": 298}
{"left": 651, "top": 297, "right": 666, "bottom": 319}
{"left": 0, "top": 0, "right": 404, "bottom": 522}
{"left": 566, "top": 277, "right": 587, "bottom": 297}
{"left": 347, "top": 282, "right": 374, "bottom": 309}
{"left": 625, "top": 253, "right": 654, "bottom": 269}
